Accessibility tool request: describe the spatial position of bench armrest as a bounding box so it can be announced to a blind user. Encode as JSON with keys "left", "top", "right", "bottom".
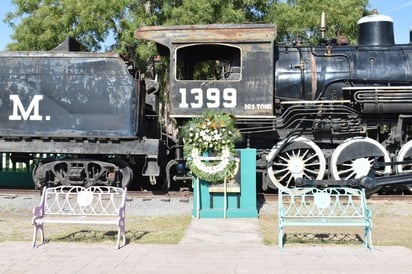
{"left": 32, "top": 205, "right": 44, "bottom": 218}
{"left": 32, "top": 204, "right": 45, "bottom": 225}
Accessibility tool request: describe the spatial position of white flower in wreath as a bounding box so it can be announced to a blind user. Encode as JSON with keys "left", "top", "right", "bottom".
{"left": 191, "top": 147, "right": 232, "bottom": 175}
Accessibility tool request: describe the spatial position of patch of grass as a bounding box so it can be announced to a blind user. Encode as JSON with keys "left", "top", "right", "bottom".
{"left": 0, "top": 209, "right": 34, "bottom": 242}
{"left": 0, "top": 210, "right": 192, "bottom": 244}
{"left": 126, "top": 215, "right": 192, "bottom": 244}
{"left": 1, "top": 198, "right": 411, "bottom": 249}
{"left": 259, "top": 200, "right": 412, "bottom": 249}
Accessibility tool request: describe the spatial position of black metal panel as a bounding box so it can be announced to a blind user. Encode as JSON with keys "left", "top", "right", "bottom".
{"left": 0, "top": 138, "right": 159, "bottom": 155}
{"left": 169, "top": 43, "right": 274, "bottom": 117}
{"left": 275, "top": 47, "right": 304, "bottom": 100}
{"left": 0, "top": 52, "right": 138, "bottom": 138}
{"left": 275, "top": 47, "right": 352, "bottom": 101}
{"left": 351, "top": 48, "right": 407, "bottom": 81}
{"left": 275, "top": 44, "right": 412, "bottom": 102}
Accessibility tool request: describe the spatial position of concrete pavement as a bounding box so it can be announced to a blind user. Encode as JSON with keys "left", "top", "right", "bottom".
{"left": 0, "top": 218, "right": 411, "bottom": 273}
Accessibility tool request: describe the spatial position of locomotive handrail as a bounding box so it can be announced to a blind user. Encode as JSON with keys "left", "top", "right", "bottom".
{"left": 343, "top": 86, "right": 412, "bottom": 90}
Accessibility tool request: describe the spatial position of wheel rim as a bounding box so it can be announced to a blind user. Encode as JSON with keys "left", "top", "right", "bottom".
{"left": 396, "top": 140, "right": 412, "bottom": 192}
{"left": 397, "top": 140, "right": 412, "bottom": 174}
{"left": 267, "top": 136, "right": 326, "bottom": 192}
{"left": 330, "top": 137, "right": 391, "bottom": 180}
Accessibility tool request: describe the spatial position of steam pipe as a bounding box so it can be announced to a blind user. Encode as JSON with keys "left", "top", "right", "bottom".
{"left": 410, "top": 27, "right": 412, "bottom": 43}
{"left": 320, "top": 11, "right": 326, "bottom": 39}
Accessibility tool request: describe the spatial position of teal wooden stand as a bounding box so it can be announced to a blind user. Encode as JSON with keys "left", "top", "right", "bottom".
{"left": 192, "top": 149, "right": 258, "bottom": 218}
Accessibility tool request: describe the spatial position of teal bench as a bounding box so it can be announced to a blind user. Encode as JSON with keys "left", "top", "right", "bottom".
{"left": 278, "top": 187, "right": 372, "bottom": 251}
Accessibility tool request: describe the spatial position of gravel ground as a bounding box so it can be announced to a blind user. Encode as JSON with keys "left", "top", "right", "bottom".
{"left": 0, "top": 192, "right": 194, "bottom": 216}
{"left": 0, "top": 192, "right": 277, "bottom": 216}
{"left": 0, "top": 191, "right": 409, "bottom": 217}
{"left": 0, "top": 194, "right": 40, "bottom": 211}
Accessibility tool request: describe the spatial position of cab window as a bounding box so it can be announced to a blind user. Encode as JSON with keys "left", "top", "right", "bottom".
{"left": 176, "top": 44, "right": 241, "bottom": 81}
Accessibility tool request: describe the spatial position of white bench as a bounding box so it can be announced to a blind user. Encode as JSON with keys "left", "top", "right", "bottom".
{"left": 32, "top": 186, "right": 127, "bottom": 249}
{"left": 278, "top": 187, "right": 372, "bottom": 251}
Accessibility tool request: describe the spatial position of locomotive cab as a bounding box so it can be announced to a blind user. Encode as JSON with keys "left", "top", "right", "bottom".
{"left": 135, "top": 24, "right": 277, "bottom": 120}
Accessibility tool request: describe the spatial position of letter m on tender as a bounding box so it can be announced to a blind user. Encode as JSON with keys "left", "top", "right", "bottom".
{"left": 9, "top": 94, "right": 43, "bottom": 121}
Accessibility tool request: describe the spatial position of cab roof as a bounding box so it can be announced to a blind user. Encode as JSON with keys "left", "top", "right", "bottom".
{"left": 134, "top": 24, "right": 277, "bottom": 48}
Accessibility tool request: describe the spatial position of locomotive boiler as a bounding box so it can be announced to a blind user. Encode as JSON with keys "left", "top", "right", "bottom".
{"left": 135, "top": 12, "right": 412, "bottom": 194}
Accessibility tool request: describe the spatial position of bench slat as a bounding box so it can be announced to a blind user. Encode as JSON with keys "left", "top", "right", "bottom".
{"left": 34, "top": 216, "right": 121, "bottom": 225}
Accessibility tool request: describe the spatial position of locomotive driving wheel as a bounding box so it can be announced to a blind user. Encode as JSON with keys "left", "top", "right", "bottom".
{"left": 396, "top": 140, "right": 412, "bottom": 173}
{"left": 330, "top": 137, "right": 391, "bottom": 181}
{"left": 267, "top": 136, "right": 326, "bottom": 192}
{"left": 395, "top": 140, "right": 412, "bottom": 192}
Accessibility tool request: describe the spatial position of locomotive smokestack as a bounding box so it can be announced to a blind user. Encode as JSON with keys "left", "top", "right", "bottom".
{"left": 357, "top": 9, "right": 394, "bottom": 46}
{"left": 320, "top": 11, "right": 326, "bottom": 39}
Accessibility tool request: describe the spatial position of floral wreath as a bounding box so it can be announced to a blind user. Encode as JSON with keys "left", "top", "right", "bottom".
{"left": 181, "top": 110, "right": 241, "bottom": 183}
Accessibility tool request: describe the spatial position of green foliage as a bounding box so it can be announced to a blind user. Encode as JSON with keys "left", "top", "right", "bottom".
{"left": 5, "top": 0, "right": 129, "bottom": 51}
{"left": 182, "top": 110, "right": 240, "bottom": 153}
{"left": 267, "top": 0, "right": 370, "bottom": 45}
{"left": 4, "top": 0, "right": 370, "bottom": 54}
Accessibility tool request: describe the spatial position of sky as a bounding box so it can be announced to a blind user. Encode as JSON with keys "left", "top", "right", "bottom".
{"left": 0, "top": 0, "right": 411, "bottom": 51}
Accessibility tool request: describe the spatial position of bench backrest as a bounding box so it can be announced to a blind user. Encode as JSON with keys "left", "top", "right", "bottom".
{"left": 41, "top": 186, "right": 127, "bottom": 216}
{"left": 279, "top": 187, "right": 368, "bottom": 218}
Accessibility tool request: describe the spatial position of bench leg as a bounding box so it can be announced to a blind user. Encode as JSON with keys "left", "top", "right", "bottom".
{"left": 32, "top": 224, "right": 44, "bottom": 248}
{"left": 116, "top": 229, "right": 126, "bottom": 249}
{"left": 364, "top": 226, "right": 373, "bottom": 252}
{"left": 278, "top": 224, "right": 284, "bottom": 251}
{"left": 32, "top": 226, "right": 37, "bottom": 248}
{"left": 116, "top": 220, "right": 126, "bottom": 249}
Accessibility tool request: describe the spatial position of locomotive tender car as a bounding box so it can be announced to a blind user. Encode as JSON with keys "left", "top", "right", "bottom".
{"left": 1, "top": 12, "right": 412, "bottom": 193}
{"left": 0, "top": 38, "right": 166, "bottom": 189}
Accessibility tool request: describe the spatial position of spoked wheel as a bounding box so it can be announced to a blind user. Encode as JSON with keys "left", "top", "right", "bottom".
{"left": 267, "top": 136, "right": 326, "bottom": 192}
{"left": 330, "top": 137, "right": 391, "bottom": 181}
{"left": 396, "top": 140, "right": 412, "bottom": 173}
{"left": 396, "top": 140, "right": 412, "bottom": 192}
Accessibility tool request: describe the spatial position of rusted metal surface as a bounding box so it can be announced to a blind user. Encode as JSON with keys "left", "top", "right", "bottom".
{"left": 0, "top": 51, "right": 120, "bottom": 58}
{"left": 0, "top": 52, "right": 138, "bottom": 139}
{"left": 135, "top": 24, "right": 277, "bottom": 47}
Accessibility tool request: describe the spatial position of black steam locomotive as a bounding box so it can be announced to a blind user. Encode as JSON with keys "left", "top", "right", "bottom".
{"left": 135, "top": 12, "right": 412, "bottom": 194}
{"left": 1, "top": 12, "right": 412, "bottom": 194}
